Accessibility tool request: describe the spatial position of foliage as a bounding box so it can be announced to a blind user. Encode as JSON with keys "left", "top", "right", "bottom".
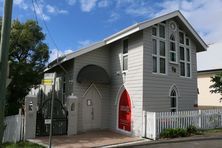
{"left": 210, "top": 72, "right": 222, "bottom": 99}
{"left": 0, "top": 20, "right": 49, "bottom": 115}
{"left": 186, "top": 125, "right": 198, "bottom": 135}
{"left": 160, "top": 125, "right": 202, "bottom": 138}
{"left": 160, "top": 128, "right": 187, "bottom": 138}
{"left": 3, "top": 141, "right": 45, "bottom": 148}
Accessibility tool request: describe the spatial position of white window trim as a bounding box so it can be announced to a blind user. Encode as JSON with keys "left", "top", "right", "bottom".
{"left": 169, "top": 86, "right": 179, "bottom": 112}
{"left": 122, "top": 38, "right": 129, "bottom": 73}
{"left": 169, "top": 36, "right": 178, "bottom": 64}
{"left": 179, "top": 31, "right": 192, "bottom": 78}
{"left": 170, "top": 95, "right": 177, "bottom": 112}
{"left": 152, "top": 24, "right": 167, "bottom": 75}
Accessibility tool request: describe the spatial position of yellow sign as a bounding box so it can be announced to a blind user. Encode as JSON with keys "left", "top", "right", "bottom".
{"left": 42, "top": 79, "right": 53, "bottom": 85}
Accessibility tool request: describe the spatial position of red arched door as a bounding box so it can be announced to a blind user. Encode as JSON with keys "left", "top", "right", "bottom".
{"left": 118, "top": 89, "right": 131, "bottom": 132}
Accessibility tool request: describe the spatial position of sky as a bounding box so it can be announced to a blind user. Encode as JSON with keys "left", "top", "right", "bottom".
{"left": 0, "top": 0, "right": 222, "bottom": 71}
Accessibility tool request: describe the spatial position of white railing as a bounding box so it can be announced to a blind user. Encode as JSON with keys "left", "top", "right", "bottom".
{"left": 143, "top": 109, "right": 222, "bottom": 140}
{"left": 2, "top": 114, "right": 24, "bottom": 143}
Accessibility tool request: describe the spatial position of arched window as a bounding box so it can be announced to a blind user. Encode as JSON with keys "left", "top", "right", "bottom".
{"left": 169, "top": 87, "right": 178, "bottom": 112}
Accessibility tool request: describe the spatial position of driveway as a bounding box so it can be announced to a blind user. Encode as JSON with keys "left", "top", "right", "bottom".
{"left": 28, "top": 130, "right": 144, "bottom": 148}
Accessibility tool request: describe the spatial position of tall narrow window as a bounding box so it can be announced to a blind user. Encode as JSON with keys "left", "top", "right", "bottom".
{"left": 170, "top": 89, "right": 177, "bottom": 112}
{"left": 159, "top": 24, "right": 165, "bottom": 38}
{"left": 179, "top": 31, "right": 191, "bottom": 78}
{"left": 169, "top": 34, "right": 177, "bottom": 63}
{"left": 123, "top": 39, "right": 128, "bottom": 71}
{"left": 179, "top": 32, "right": 184, "bottom": 44}
{"left": 180, "top": 47, "right": 185, "bottom": 76}
{"left": 152, "top": 23, "right": 166, "bottom": 74}
{"left": 152, "top": 39, "right": 157, "bottom": 73}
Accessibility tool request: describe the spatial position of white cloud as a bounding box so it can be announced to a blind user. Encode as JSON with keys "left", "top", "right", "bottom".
{"left": 46, "top": 5, "right": 68, "bottom": 14}
{"left": 49, "top": 49, "right": 73, "bottom": 62}
{"left": 78, "top": 40, "right": 94, "bottom": 48}
{"left": 33, "top": 2, "right": 50, "bottom": 21}
{"left": 14, "top": 0, "right": 28, "bottom": 10}
{"left": 66, "top": 0, "right": 76, "bottom": 6}
{"left": 79, "top": 0, "right": 98, "bottom": 12}
{"left": 13, "top": 0, "right": 68, "bottom": 21}
{"left": 107, "top": 12, "right": 120, "bottom": 22}
{"left": 152, "top": 0, "right": 222, "bottom": 70}
{"left": 115, "top": 0, "right": 153, "bottom": 17}
{"left": 125, "top": 6, "right": 151, "bottom": 17}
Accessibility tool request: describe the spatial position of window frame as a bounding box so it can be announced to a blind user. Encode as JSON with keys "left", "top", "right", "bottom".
{"left": 122, "top": 38, "right": 129, "bottom": 72}
{"left": 169, "top": 86, "right": 179, "bottom": 112}
{"left": 179, "top": 30, "right": 192, "bottom": 78}
{"left": 169, "top": 34, "right": 178, "bottom": 64}
{"left": 152, "top": 23, "right": 167, "bottom": 75}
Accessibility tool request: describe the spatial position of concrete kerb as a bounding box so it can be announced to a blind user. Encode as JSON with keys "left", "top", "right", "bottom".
{"left": 99, "top": 138, "right": 151, "bottom": 148}
{"left": 119, "top": 134, "right": 222, "bottom": 147}
{"left": 27, "top": 139, "right": 48, "bottom": 148}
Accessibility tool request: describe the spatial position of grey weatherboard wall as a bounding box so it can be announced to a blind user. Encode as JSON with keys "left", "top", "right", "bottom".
{"left": 72, "top": 46, "right": 111, "bottom": 132}
{"left": 143, "top": 18, "right": 198, "bottom": 112}
{"left": 43, "top": 11, "right": 206, "bottom": 137}
{"left": 109, "top": 31, "right": 144, "bottom": 136}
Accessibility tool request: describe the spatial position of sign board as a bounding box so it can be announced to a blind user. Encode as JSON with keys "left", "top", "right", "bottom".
{"left": 42, "top": 79, "right": 53, "bottom": 85}
{"left": 42, "top": 73, "right": 56, "bottom": 85}
{"left": 45, "top": 119, "right": 51, "bottom": 124}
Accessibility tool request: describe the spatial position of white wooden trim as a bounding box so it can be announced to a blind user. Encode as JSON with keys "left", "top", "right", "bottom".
{"left": 152, "top": 28, "right": 168, "bottom": 75}
{"left": 115, "top": 85, "right": 134, "bottom": 135}
{"left": 106, "top": 27, "right": 139, "bottom": 44}
{"left": 169, "top": 84, "right": 180, "bottom": 97}
{"left": 82, "top": 83, "right": 102, "bottom": 98}
{"left": 169, "top": 84, "right": 180, "bottom": 111}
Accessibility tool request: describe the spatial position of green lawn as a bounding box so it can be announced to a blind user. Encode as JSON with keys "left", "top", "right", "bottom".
{"left": 2, "top": 141, "right": 45, "bottom": 148}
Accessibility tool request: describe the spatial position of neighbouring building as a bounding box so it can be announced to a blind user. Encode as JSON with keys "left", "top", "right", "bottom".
{"left": 25, "top": 10, "right": 207, "bottom": 138}
{"left": 198, "top": 69, "right": 222, "bottom": 108}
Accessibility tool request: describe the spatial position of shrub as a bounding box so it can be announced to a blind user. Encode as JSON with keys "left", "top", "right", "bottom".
{"left": 187, "top": 125, "right": 198, "bottom": 135}
{"left": 160, "top": 128, "right": 188, "bottom": 138}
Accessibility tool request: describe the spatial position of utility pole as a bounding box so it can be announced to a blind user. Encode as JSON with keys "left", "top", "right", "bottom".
{"left": 0, "top": 0, "right": 13, "bottom": 144}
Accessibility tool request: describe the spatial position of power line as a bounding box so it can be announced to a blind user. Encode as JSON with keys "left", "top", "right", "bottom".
{"left": 33, "top": 0, "right": 60, "bottom": 51}
{"left": 32, "top": 0, "right": 38, "bottom": 24}
{"left": 32, "top": 0, "right": 68, "bottom": 73}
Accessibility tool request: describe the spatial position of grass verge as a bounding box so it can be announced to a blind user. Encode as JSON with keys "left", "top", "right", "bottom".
{"left": 2, "top": 141, "right": 45, "bottom": 148}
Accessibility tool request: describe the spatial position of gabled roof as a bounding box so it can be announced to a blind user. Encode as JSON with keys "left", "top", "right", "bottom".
{"left": 198, "top": 68, "right": 222, "bottom": 74}
{"left": 46, "top": 10, "right": 208, "bottom": 71}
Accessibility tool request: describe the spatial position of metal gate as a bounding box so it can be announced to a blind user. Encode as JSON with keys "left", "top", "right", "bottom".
{"left": 36, "top": 98, "right": 68, "bottom": 136}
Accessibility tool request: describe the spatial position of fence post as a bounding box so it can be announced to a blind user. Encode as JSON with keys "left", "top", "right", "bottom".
{"left": 153, "top": 112, "right": 156, "bottom": 140}
{"left": 142, "top": 111, "right": 147, "bottom": 138}
{"left": 198, "top": 110, "right": 202, "bottom": 128}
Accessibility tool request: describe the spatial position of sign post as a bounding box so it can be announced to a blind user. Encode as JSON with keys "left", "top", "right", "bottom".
{"left": 43, "top": 73, "right": 56, "bottom": 148}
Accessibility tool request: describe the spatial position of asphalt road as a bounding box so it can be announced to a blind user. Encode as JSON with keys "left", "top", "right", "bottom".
{"left": 126, "top": 134, "right": 222, "bottom": 148}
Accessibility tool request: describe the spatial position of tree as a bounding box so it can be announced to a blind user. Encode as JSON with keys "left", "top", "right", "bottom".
{"left": 0, "top": 19, "right": 49, "bottom": 115}
{"left": 210, "top": 72, "right": 222, "bottom": 100}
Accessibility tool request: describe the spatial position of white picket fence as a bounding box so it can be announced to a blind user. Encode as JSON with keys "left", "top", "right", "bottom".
{"left": 143, "top": 109, "right": 222, "bottom": 140}
{"left": 2, "top": 114, "right": 24, "bottom": 143}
